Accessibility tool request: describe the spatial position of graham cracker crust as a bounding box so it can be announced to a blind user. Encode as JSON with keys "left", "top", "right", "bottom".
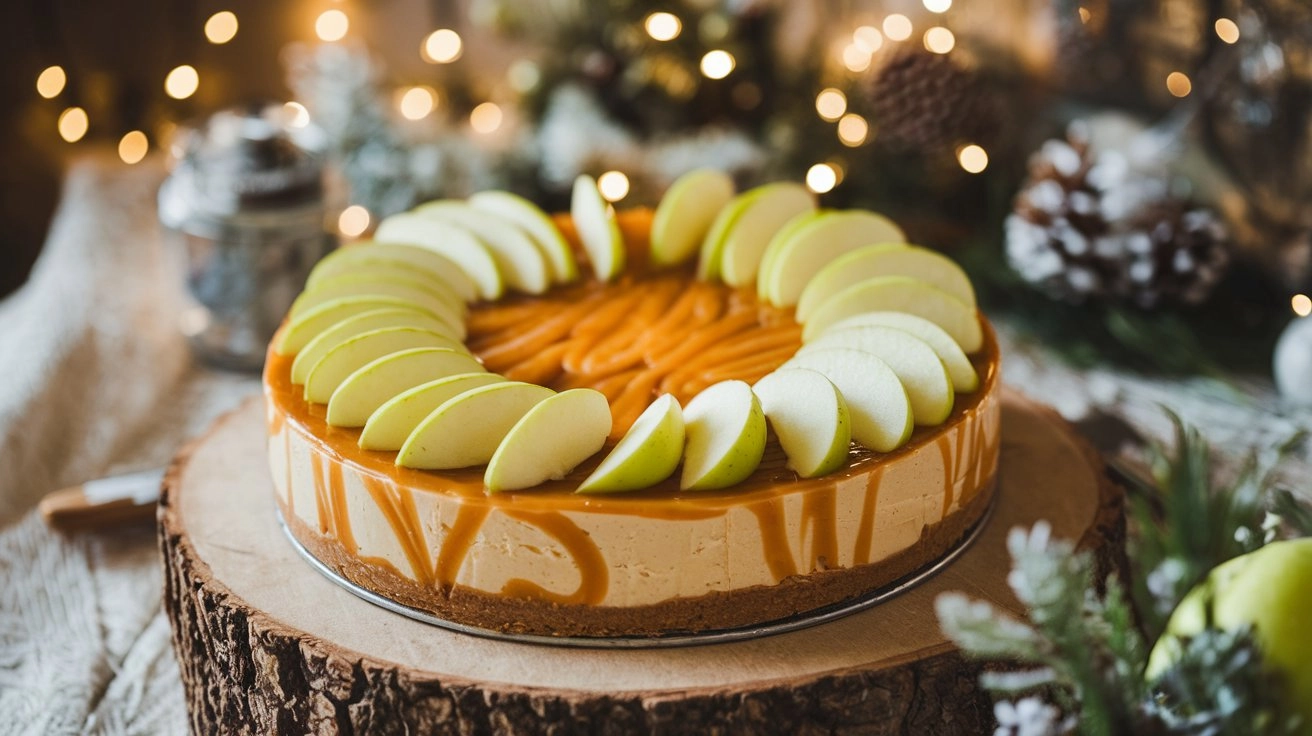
{"left": 281, "top": 478, "right": 996, "bottom": 638}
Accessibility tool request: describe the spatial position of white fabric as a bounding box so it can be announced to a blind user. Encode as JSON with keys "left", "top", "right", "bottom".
{"left": 0, "top": 154, "right": 256, "bottom": 734}
{"left": 0, "top": 154, "right": 1306, "bottom": 733}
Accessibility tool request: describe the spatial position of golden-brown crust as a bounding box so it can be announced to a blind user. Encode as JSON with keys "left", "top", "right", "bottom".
{"left": 281, "top": 477, "right": 997, "bottom": 638}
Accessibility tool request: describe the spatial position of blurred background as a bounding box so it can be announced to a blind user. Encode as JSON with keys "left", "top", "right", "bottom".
{"left": 2, "top": 0, "right": 1310, "bottom": 375}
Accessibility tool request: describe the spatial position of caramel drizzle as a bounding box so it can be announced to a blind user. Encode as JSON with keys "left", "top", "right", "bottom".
{"left": 499, "top": 510, "right": 608, "bottom": 605}
{"left": 328, "top": 461, "right": 355, "bottom": 554}
{"left": 434, "top": 504, "right": 491, "bottom": 587}
{"left": 747, "top": 498, "right": 799, "bottom": 582}
{"left": 853, "top": 467, "right": 885, "bottom": 565}
{"left": 800, "top": 487, "right": 839, "bottom": 570}
{"left": 360, "top": 476, "right": 432, "bottom": 585}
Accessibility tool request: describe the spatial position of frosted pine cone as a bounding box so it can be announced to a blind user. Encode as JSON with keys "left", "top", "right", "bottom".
{"left": 1005, "top": 125, "right": 1230, "bottom": 309}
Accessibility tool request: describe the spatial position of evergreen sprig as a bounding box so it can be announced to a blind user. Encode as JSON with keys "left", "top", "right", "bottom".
{"left": 1128, "top": 412, "right": 1301, "bottom": 639}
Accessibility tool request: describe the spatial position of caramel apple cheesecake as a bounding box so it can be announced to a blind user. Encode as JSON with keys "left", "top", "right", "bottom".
{"left": 264, "top": 171, "right": 1000, "bottom": 637}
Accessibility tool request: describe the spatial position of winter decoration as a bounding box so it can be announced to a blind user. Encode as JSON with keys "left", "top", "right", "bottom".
{"left": 937, "top": 411, "right": 1309, "bottom": 734}
{"left": 1005, "top": 118, "right": 1230, "bottom": 309}
{"left": 864, "top": 49, "right": 1000, "bottom": 154}
{"left": 1274, "top": 316, "right": 1312, "bottom": 406}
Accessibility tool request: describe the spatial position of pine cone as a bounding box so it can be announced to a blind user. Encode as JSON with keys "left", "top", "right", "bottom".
{"left": 1005, "top": 125, "right": 1230, "bottom": 310}
{"left": 865, "top": 49, "right": 999, "bottom": 153}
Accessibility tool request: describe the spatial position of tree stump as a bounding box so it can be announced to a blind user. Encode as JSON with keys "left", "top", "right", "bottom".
{"left": 159, "top": 390, "right": 1124, "bottom": 734}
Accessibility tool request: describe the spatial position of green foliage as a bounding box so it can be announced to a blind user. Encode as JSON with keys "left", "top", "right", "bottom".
{"left": 1128, "top": 413, "right": 1299, "bottom": 640}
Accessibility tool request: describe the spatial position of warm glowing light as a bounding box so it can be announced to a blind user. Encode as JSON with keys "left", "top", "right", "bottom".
{"left": 1166, "top": 71, "right": 1192, "bottom": 97}
{"left": 1293, "top": 294, "right": 1312, "bottom": 317}
{"left": 338, "top": 205, "right": 371, "bottom": 237}
{"left": 36, "top": 66, "right": 66, "bottom": 99}
{"left": 204, "top": 11, "right": 238, "bottom": 44}
{"left": 315, "top": 9, "right": 349, "bottom": 42}
{"left": 1078, "top": 6, "right": 1091, "bottom": 23}
{"left": 1215, "top": 18, "right": 1240, "bottom": 44}
{"left": 164, "top": 65, "right": 199, "bottom": 99}
{"left": 957, "top": 144, "right": 989, "bottom": 173}
{"left": 700, "top": 50, "right": 735, "bottom": 79}
{"left": 422, "top": 28, "right": 463, "bottom": 63}
{"left": 645, "top": 12, "right": 682, "bottom": 41}
{"left": 284, "top": 102, "right": 310, "bottom": 128}
{"left": 923, "top": 0, "right": 952, "bottom": 11}
{"left": 853, "top": 25, "right": 883, "bottom": 54}
{"left": 470, "top": 102, "right": 503, "bottom": 133}
{"left": 924, "top": 26, "right": 955, "bottom": 54}
{"left": 883, "top": 14, "right": 913, "bottom": 42}
{"left": 57, "top": 107, "right": 88, "bottom": 142}
{"left": 837, "top": 114, "right": 868, "bottom": 146}
{"left": 597, "top": 171, "right": 630, "bottom": 202}
{"left": 841, "top": 44, "right": 872, "bottom": 73}
{"left": 815, "top": 88, "right": 847, "bottom": 121}
{"left": 118, "top": 130, "right": 148, "bottom": 164}
{"left": 806, "top": 163, "right": 838, "bottom": 194}
{"left": 397, "top": 86, "right": 437, "bottom": 120}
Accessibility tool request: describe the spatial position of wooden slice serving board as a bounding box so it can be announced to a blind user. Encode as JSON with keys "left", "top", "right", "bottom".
{"left": 160, "top": 390, "right": 1124, "bottom": 734}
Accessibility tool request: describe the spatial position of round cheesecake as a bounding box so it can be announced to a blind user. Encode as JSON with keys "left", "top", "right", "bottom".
{"left": 265, "top": 208, "right": 1001, "bottom": 637}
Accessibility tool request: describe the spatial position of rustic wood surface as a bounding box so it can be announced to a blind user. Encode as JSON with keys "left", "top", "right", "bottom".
{"left": 159, "top": 389, "right": 1124, "bottom": 734}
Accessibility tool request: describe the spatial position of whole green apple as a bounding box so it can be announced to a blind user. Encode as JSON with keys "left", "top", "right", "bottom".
{"left": 1147, "top": 538, "right": 1312, "bottom": 725}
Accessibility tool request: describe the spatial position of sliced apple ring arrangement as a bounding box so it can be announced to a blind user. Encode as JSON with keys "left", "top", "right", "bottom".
{"left": 273, "top": 170, "right": 985, "bottom": 494}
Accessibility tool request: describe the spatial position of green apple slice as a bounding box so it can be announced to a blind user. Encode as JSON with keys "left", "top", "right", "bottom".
{"left": 326, "top": 347, "right": 487, "bottom": 427}
{"left": 650, "top": 169, "right": 735, "bottom": 268}
{"left": 375, "top": 213, "right": 504, "bottom": 300}
{"left": 303, "top": 327, "right": 460, "bottom": 403}
{"left": 277, "top": 297, "right": 436, "bottom": 357}
{"left": 308, "top": 241, "right": 478, "bottom": 303}
{"left": 360, "top": 372, "right": 507, "bottom": 451}
{"left": 680, "top": 380, "right": 767, "bottom": 491}
{"left": 783, "top": 347, "right": 912, "bottom": 453}
{"left": 289, "top": 275, "right": 465, "bottom": 338}
{"left": 757, "top": 209, "right": 827, "bottom": 299}
{"left": 697, "top": 182, "right": 815, "bottom": 282}
{"left": 307, "top": 262, "right": 470, "bottom": 310}
{"left": 578, "top": 394, "right": 685, "bottom": 493}
{"left": 752, "top": 368, "right": 851, "bottom": 478}
{"left": 795, "top": 244, "right": 977, "bottom": 322}
{"left": 761, "top": 210, "right": 906, "bottom": 306}
{"left": 396, "top": 382, "right": 555, "bottom": 469}
{"left": 413, "top": 200, "right": 551, "bottom": 295}
{"left": 290, "top": 309, "right": 464, "bottom": 384}
{"left": 800, "top": 326, "right": 954, "bottom": 426}
{"left": 485, "top": 389, "right": 612, "bottom": 492}
{"left": 571, "top": 175, "right": 625, "bottom": 282}
{"left": 719, "top": 183, "right": 815, "bottom": 287}
{"left": 817, "top": 312, "right": 979, "bottom": 392}
{"left": 801, "top": 275, "right": 983, "bottom": 351}
{"left": 468, "top": 190, "right": 579, "bottom": 283}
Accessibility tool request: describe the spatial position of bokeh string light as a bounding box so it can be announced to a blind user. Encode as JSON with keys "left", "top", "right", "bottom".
{"left": 57, "top": 107, "right": 88, "bottom": 143}
{"left": 315, "top": 9, "right": 349, "bottom": 42}
{"left": 204, "top": 11, "right": 238, "bottom": 45}
{"left": 164, "top": 65, "right": 199, "bottom": 99}
{"left": 118, "top": 131, "right": 148, "bottom": 164}
{"left": 644, "top": 12, "right": 682, "bottom": 42}
{"left": 397, "top": 86, "right": 437, "bottom": 120}
{"left": 422, "top": 29, "right": 462, "bottom": 63}
{"left": 1293, "top": 294, "right": 1312, "bottom": 318}
{"left": 805, "top": 163, "right": 838, "bottom": 194}
{"left": 338, "top": 205, "right": 371, "bottom": 237}
{"left": 470, "top": 102, "right": 503, "bottom": 133}
{"left": 36, "top": 66, "right": 66, "bottom": 99}
{"left": 700, "top": 50, "right": 735, "bottom": 80}
{"left": 597, "top": 171, "right": 630, "bottom": 202}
